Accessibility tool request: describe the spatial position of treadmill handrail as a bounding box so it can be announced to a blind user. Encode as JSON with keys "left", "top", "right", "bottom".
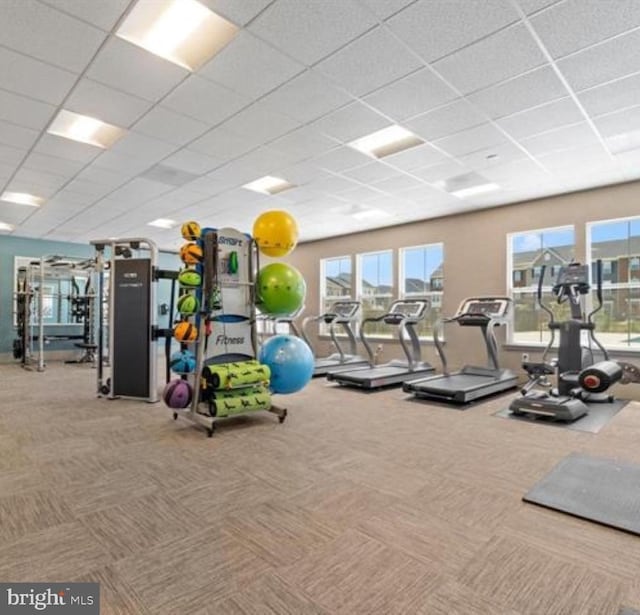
{"left": 301, "top": 300, "right": 361, "bottom": 360}
{"left": 360, "top": 299, "right": 429, "bottom": 368}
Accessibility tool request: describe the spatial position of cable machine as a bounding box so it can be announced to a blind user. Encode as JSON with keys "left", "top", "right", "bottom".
{"left": 91, "top": 238, "right": 177, "bottom": 402}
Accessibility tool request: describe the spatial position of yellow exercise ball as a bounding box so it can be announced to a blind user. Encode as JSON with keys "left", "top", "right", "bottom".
{"left": 253, "top": 210, "right": 298, "bottom": 257}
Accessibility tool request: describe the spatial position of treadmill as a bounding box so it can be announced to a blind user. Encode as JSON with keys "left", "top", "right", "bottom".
{"left": 301, "top": 300, "right": 369, "bottom": 377}
{"left": 327, "top": 299, "right": 435, "bottom": 390}
{"left": 403, "top": 297, "right": 518, "bottom": 403}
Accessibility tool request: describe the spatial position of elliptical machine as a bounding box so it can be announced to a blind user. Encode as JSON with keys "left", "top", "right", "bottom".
{"left": 509, "top": 260, "right": 619, "bottom": 421}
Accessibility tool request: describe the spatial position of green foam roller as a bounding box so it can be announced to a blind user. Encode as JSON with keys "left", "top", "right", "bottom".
{"left": 210, "top": 392, "right": 271, "bottom": 418}
{"left": 204, "top": 361, "right": 271, "bottom": 390}
{"left": 209, "top": 386, "right": 269, "bottom": 400}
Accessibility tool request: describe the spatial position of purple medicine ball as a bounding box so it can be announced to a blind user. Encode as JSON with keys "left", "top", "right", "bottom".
{"left": 163, "top": 379, "right": 193, "bottom": 409}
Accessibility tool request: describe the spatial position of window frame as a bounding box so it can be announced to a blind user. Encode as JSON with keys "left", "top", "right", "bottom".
{"left": 319, "top": 254, "right": 354, "bottom": 336}
{"left": 356, "top": 249, "right": 394, "bottom": 338}
{"left": 586, "top": 215, "right": 640, "bottom": 351}
{"left": 398, "top": 242, "right": 444, "bottom": 341}
{"left": 506, "top": 224, "right": 576, "bottom": 346}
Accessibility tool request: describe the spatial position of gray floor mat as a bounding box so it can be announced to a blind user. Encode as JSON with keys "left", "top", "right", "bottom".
{"left": 494, "top": 399, "right": 628, "bottom": 433}
{"left": 524, "top": 453, "right": 640, "bottom": 536}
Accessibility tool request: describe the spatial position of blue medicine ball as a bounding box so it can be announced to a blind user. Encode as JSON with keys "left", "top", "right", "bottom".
{"left": 170, "top": 349, "right": 196, "bottom": 374}
{"left": 258, "top": 334, "right": 313, "bottom": 394}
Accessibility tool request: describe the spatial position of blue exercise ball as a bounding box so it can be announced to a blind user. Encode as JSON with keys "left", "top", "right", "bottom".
{"left": 259, "top": 334, "right": 313, "bottom": 394}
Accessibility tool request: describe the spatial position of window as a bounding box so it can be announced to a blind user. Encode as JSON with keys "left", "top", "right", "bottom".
{"left": 508, "top": 226, "right": 575, "bottom": 344}
{"left": 588, "top": 216, "right": 640, "bottom": 348}
{"left": 319, "top": 256, "right": 353, "bottom": 335}
{"left": 400, "top": 243, "right": 444, "bottom": 339}
{"left": 357, "top": 250, "right": 393, "bottom": 337}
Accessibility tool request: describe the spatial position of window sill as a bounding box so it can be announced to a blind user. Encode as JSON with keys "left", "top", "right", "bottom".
{"left": 503, "top": 342, "right": 640, "bottom": 357}
{"left": 319, "top": 335, "right": 441, "bottom": 345}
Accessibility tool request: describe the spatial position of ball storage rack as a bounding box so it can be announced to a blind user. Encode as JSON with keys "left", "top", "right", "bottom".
{"left": 172, "top": 226, "right": 287, "bottom": 437}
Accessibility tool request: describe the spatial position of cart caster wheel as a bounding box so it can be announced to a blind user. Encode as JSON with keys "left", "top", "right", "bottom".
{"left": 100, "top": 385, "right": 110, "bottom": 395}
{"left": 207, "top": 425, "right": 216, "bottom": 437}
{"left": 278, "top": 409, "right": 288, "bottom": 424}
{"left": 173, "top": 412, "right": 178, "bottom": 420}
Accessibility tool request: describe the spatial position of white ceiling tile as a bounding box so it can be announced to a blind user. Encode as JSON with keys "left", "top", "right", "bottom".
{"left": 522, "top": 122, "right": 601, "bottom": 156}
{"left": 433, "top": 123, "right": 508, "bottom": 157}
{"left": 531, "top": 0, "right": 640, "bottom": 59}
{"left": 364, "top": 68, "right": 458, "bottom": 121}
{"left": 66, "top": 79, "right": 152, "bottom": 128}
{"left": 593, "top": 106, "right": 640, "bottom": 139}
{"left": 0, "top": 0, "right": 105, "bottom": 72}
{"left": 73, "top": 165, "right": 125, "bottom": 188}
{"left": 480, "top": 158, "right": 551, "bottom": 187}
{"left": 88, "top": 38, "right": 188, "bottom": 102}
{"left": 468, "top": 65, "right": 568, "bottom": 119}
{"left": 384, "top": 143, "right": 449, "bottom": 171}
{"left": 557, "top": 29, "right": 640, "bottom": 92}
{"left": 372, "top": 173, "right": 424, "bottom": 193}
{"left": 106, "top": 177, "right": 173, "bottom": 205}
{"left": 407, "top": 99, "right": 485, "bottom": 140}
{"left": 23, "top": 151, "right": 85, "bottom": 177}
{"left": 457, "top": 141, "right": 530, "bottom": 170}
{"left": 0, "top": 89, "right": 55, "bottom": 130}
{"left": 497, "top": 98, "right": 585, "bottom": 139}
{"left": 341, "top": 162, "right": 402, "bottom": 184}
{"left": 338, "top": 184, "right": 385, "bottom": 203}
{"left": 108, "top": 132, "right": 176, "bottom": 163}
{"left": 10, "top": 168, "right": 67, "bottom": 192}
{"left": 316, "top": 26, "right": 423, "bottom": 97}
{"left": 63, "top": 177, "right": 114, "bottom": 198}
{"left": 221, "top": 103, "right": 301, "bottom": 143}
{"left": 200, "top": 0, "right": 273, "bottom": 26}
{"left": 312, "top": 102, "right": 389, "bottom": 143}
{"left": 275, "top": 161, "right": 327, "bottom": 185}
{"left": 0, "top": 47, "right": 76, "bottom": 105}
{"left": 387, "top": 0, "right": 518, "bottom": 63}
{"left": 270, "top": 127, "right": 337, "bottom": 162}
{"left": 199, "top": 31, "right": 303, "bottom": 98}
{"left": 517, "top": 0, "right": 562, "bottom": 15}
{"left": 538, "top": 143, "right": 615, "bottom": 172}
{"left": 163, "top": 76, "right": 249, "bottom": 125}
{"left": 0, "top": 160, "right": 16, "bottom": 182}
{"left": 397, "top": 184, "right": 458, "bottom": 205}
{"left": 313, "top": 146, "right": 372, "bottom": 172}
{"left": 162, "top": 149, "right": 223, "bottom": 175}
{"left": 182, "top": 173, "right": 237, "bottom": 196}
{"left": 306, "top": 174, "right": 359, "bottom": 194}
{"left": 0, "top": 120, "right": 38, "bottom": 150}
{"left": 0, "top": 143, "right": 26, "bottom": 166}
{"left": 274, "top": 184, "right": 322, "bottom": 204}
{"left": 189, "top": 125, "right": 257, "bottom": 160}
{"left": 358, "top": 0, "right": 415, "bottom": 20}
{"left": 92, "top": 150, "right": 155, "bottom": 174}
{"left": 248, "top": 0, "right": 378, "bottom": 65}
{"left": 132, "top": 107, "right": 209, "bottom": 147}
{"left": 39, "top": 0, "right": 131, "bottom": 30}
{"left": 578, "top": 73, "right": 640, "bottom": 117}
{"left": 410, "top": 160, "right": 467, "bottom": 183}
{"left": 34, "top": 134, "right": 102, "bottom": 163}
{"left": 433, "top": 24, "right": 547, "bottom": 94}
{"left": 228, "top": 146, "right": 302, "bottom": 177}
{"left": 261, "top": 70, "right": 352, "bottom": 123}
{"left": 0, "top": 202, "right": 38, "bottom": 226}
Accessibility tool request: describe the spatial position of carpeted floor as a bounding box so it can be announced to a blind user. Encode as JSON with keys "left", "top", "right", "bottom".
{"left": 2, "top": 362, "right": 640, "bottom": 614}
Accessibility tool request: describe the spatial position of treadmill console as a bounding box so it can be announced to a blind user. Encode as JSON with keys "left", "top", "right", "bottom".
{"left": 323, "top": 301, "right": 360, "bottom": 323}
{"left": 384, "top": 300, "right": 428, "bottom": 324}
{"left": 456, "top": 297, "right": 510, "bottom": 325}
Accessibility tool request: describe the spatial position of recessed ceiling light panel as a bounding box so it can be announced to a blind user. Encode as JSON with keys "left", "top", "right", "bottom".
{"left": 0, "top": 221, "right": 14, "bottom": 231}
{"left": 116, "top": 0, "right": 238, "bottom": 71}
{"left": 435, "top": 172, "right": 500, "bottom": 198}
{"left": 243, "top": 176, "right": 295, "bottom": 195}
{"left": 47, "top": 110, "right": 125, "bottom": 148}
{"left": 0, "top": 191, "right": 44, "bottom": 207}
{"left": 349, "top": 125, "right": 424, "bottom": 159}
{"left": 148, "top": 218, "right": 177, "bottom": 229}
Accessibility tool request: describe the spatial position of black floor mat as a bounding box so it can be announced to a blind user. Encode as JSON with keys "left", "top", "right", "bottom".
{"left": 524, "top": 453, "right": 640, "bottom": 536}
{"left": 618, "top": 608, "right": 640, "bottom": 615}
{"left": 494, "top": 399, "right": 628, "bottom": 433}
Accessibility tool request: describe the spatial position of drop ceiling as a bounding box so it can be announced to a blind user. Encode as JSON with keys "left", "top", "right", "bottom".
{"left": 0, "top": 0, "right": 639, "bottom": 249}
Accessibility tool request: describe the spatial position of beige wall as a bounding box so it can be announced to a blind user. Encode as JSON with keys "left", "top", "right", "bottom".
{"left": 288, "top": 179, "right": 640, "bottom": 399}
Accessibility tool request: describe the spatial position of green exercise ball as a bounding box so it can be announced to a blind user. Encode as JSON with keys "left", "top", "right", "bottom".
{"left": 257, "top": 262, "right": 306, "bottom": 315}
